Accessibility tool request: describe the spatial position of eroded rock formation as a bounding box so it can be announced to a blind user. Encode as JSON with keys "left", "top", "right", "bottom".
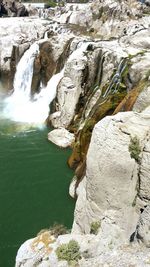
{"left": 0, "top": 18, "right": 50, "bottom": 90}
{"left": 0, "top": 0, "right": 28, "bottom": 17}
{"left": 72, "top": 109, "right": 150, "bottom": 238}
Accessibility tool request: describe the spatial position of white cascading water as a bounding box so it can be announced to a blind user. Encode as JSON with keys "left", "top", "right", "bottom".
{"left": 13, "top": 42, "right": 39, "bottom": 99}
{"left": 4, "top": 42, "right": 64, "bottom": 125}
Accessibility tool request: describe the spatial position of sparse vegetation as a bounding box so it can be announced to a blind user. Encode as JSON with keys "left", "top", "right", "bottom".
{"left": 90, "top": 221, "right": 101, "bottom": 235}
{"left": 49, "top": 222, "right": 68, "bottom": 237}
{"left": 56, "top": 239, "right": 81, "bottom": 264}
{"left": 129, "top": 136, "right": 141, "bottom": 162}
{"left": 44, "top": 0, "right": 57, "bottom": 8}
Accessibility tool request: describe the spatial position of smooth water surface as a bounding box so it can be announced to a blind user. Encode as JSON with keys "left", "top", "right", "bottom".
{"left": 0, "top": 98, "right": 74, "bottom": 266}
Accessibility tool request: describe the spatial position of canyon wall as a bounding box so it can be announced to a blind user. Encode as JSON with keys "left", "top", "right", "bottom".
{"left": 0, "top": 0, "right": 149, "bottom": 266}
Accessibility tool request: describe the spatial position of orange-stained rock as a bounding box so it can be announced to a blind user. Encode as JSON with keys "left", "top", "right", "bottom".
{"left": 113, "top": 80, "right": 148, "bottom": 114}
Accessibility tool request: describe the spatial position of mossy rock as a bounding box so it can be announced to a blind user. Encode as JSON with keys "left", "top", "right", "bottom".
{"left": 129, "top": 136, "right": 141, "bottom": 162}
{"left": 68, "top": 90, "right": 127, "bottom": 175}
{"left": 113, "top": 79, "right": 149, "bottom": 114}
{"left": 68, "top": 142, "right": 81, "bottom": 169}
{"left": 68, "top": 57, "right": 134, "bottom": 177}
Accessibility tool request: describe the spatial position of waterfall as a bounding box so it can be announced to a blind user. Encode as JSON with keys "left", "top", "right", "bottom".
{"left": 102, "top": 58, "right": 127, "bottom": 98}
{"left": 3, "top": 43, "right": 64, "bottom": 125}
{"left": 13, "top": 43, "right": 39, "bottom": 99}
{"left": 3, "top": 39, "right": 91, "bottom": 125}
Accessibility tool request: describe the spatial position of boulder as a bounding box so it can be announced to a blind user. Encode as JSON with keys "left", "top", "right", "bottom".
{"left": 48, "top": 128, "right": 75, "bottom": 148}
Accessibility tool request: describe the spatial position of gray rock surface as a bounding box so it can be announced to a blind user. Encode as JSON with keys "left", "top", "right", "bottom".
{"left": 135, "top": 205, "right": 150, "bottom": 247}
{"left": 16, "top": 108, "right": 150, "bottom": 266}
{"left": 50, "top": 41, "right": 88, "bottom": 128}
{"left": 72, "top": 109, "right": 150, "bottom": 243}
{"left": 53, "top": 0, "right": 147, "bottom": 40}
{"left": 49, "top": 28, "right": 150, "bottom": 129}
{"left": 133, "top": 86, "right": 150, "bottom": 112}
{"left": 0, "top": 18, "right": 49, "bottom": 72}
{"left": 54, "top": 3, "right": 93, "bottom": 28}
{"left": 138, "top": 135, "right": 150, "bottom": 201}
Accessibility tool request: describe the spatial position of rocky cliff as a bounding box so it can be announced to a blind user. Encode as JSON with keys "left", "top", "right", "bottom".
{"left": 0, "top": 0, "right": 28, "bottom": 17}
{"left": 0, "top": 17, "right": 52, "bottom": 90}
{"left": 1, "top": 0, "right": 149, "bottom": 266}
{"left": 16, "top": 108, "right": 150, "bottom": 267}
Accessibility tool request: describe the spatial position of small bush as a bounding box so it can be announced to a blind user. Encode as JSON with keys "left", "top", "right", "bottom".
{"left": 129, "top": 136, "right": 141, "bottom": 162}
{"left": 56, "top": 239, "right": 81, "bottom": 264}
{"left": 49, "top": 223, "right": 68, "bottom": 237}
{"left": 44, "top": 0, "right": 57, "bottom": 8}
{"left": 90, "top": 221, "right": 101, "bottom": 235}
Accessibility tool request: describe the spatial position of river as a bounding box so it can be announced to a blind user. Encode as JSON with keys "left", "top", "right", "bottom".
{"left": 0, "top": 94, "right": 75, "bottom": 267}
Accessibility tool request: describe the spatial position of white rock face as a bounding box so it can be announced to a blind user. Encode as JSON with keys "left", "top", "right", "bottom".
{"left": 50, "top": 41, "right": 88, "bottom": 128}
{"left": 16, "top": 227, "right": 150, "bottom": 267}
{"left": 53, "top": 0, "right": 147, "bottom": 41}
{"left": 0, "top": 17, "right": 50, "bottom": 73}
{"left": 90, "top": 0, "right": 148, "bottom": 39}
{"left": 72, "top": 109, "right": 150, "bottom": 247}
{"left": 69, "top": 177, "right": 76, "bottom": 198}
{"left": 54, "top": 3, "right": 93, "bottom": 28}
{"left": 48, "top": 128, "right": 75, "bottom": 148}
{"left": 129, "top": 52, "right": 150, "bottom": 84}
{"left": 138, "top": 135, "right": 150, "bottom": 202}
{"left": 133, "top": 86, "right": 150, "bottom": 112}
{"left": 15, "top": 231, "right": 94, "bottom": 267}
{"left": 50, "top": 77, "right": 78, "bottom": 128}
{"left": 49, "top": 25, "right": 150, "bottom": 129}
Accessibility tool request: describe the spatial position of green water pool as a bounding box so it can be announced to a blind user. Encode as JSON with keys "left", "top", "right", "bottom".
{"left": 0, "top": 119, "right": 75, "bottom": 267}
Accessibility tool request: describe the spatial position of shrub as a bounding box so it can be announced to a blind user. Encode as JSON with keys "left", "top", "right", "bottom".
{"left": 44, "top": 0, "right": 57, "bottom": 8}
{"left": 129, "top": 136, "right": 141, "bottom": 162}
{"left": 90, "top": 221, "right": 101, "bottom": 235}
{"left": 56, "top": 239, "right": 81, "bottom": 264}
{"left": 49, "top": 223, "right": 68, "bottom": 237}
